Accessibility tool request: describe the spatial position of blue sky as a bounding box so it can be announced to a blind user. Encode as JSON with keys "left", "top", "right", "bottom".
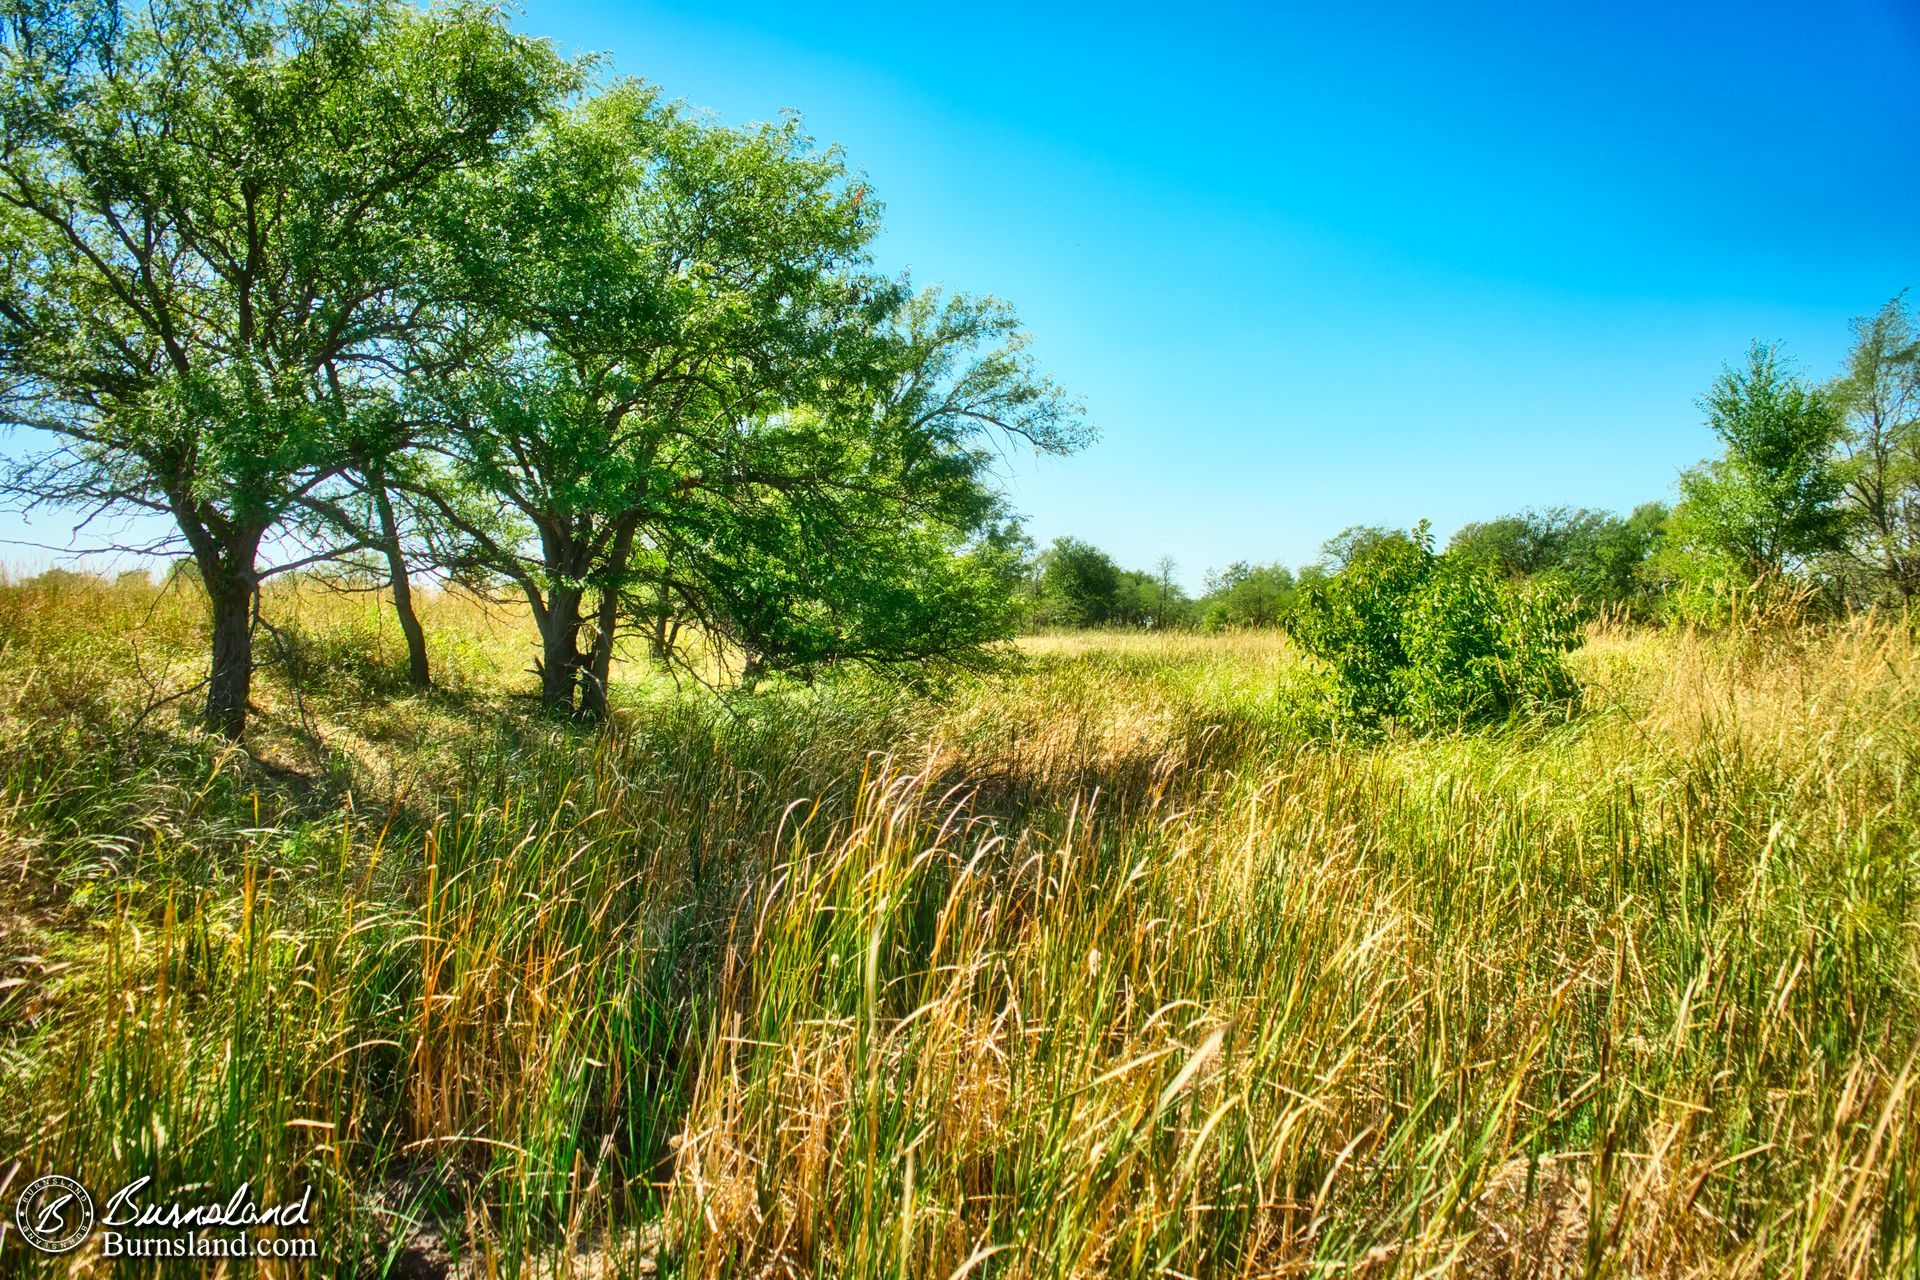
{"left": 515, "top": 0, "right": 1919, "bottom": 586}
{"left": 3, "top": 0, "right": 1916, "bottom": 587}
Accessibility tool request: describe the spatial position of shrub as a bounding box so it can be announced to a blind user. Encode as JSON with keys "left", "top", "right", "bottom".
{"left": 1287, "top": 532, "right": 1432, "bottom": 725}
{"left": 1396, "top": 560, "right": 1584, "bottom": 730}
{"left": 1289, "top": 526, "right": 1584, "bottom": 731}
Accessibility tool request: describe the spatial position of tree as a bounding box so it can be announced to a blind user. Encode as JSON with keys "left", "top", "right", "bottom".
{"left": 1447, "top": 504, "right": 1667, "bottom": 612}
{"left": 407, "top": 83, "right": 882, "bottom": 716}
{"left": 1153, "top": 555, "right": 1180, "bottom": 623}
{"left": 0, "top": 0, "right": 572, "bottom": 735}
{"left": 1829, "top": 294, "right": 1920, "bottom": 604}
{"left": 409, "top": 88, "right": 1085, "bottom": 713}
{"left": 284, "top": 402, "right": 454, "bottom": 691}
{"left": 1319, "top": 524, "right": 1408, "bottom": 573}
{"left": 1672, "top": 342, "right": 1847, "bottom": 580}
{"left": 1603, "top": 502, "right": 1671, "bottom": 610}
{"left": 1200, "top": 561, "right": 1295, "bottom": 628}
{"left": 1036, "top": 537, "right": 1121, "bottom": 627}
{"left": 654, "top": 292, "right": 1085, "bottom": 684}
{"left": 1445, "top": 516, "right": 1537, "bottom": 578}
{"left": 1111, "top": 568, "right": 1162, "bottom": 626}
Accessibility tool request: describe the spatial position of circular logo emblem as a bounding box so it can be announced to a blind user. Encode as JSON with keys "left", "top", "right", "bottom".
{"left": 14, "top": 1175, "right": 94, "bottom": 1254}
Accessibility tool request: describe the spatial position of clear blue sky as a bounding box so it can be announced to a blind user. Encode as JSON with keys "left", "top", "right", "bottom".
{"left": 3, "top": 0, "right": 1916, "bottom": 587}
{"left": 517, "top": 0, "right": 1920, "bottom": 587}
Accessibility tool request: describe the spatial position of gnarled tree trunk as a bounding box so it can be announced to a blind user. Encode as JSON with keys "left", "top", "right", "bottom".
{"left": 200, "top": 558, "right": 257, "bottom": 740}
{"left": 579, "top": 518, "right": 636, "bottom": 722}
{"left": 178, "top": 504, "right": 265, "bottom": 741}
{"left": 535, "top": 584, "right": 584, "bottom": 715}
{"left": 371, "top": 476, "right": 430, "bottom": 689}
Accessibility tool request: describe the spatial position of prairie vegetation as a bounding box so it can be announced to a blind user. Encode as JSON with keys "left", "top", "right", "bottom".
{"left": 3, "top": 570, "right": 1916, "bottom": 1277}
{"left": 0, "top": 4, "right": 1916, "bottom": 1277}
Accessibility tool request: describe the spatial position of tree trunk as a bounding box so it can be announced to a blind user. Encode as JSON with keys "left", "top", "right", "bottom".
{"left": 580, "top": 584, "right": 619, "bottom": 722}
{"left": 370, "top": 479, "right": 430, "bottom": 689}
{"left": 580, "top": 520, "right": 636, "bottom": 723}
{"left": 204, "top": 569, "right": 255, "bottom": 739}
{"left": 537, "top": 587, "right": 583, "bottom": 715}
{"left": 649, "top": 587, "right": 672, "bottom": 663}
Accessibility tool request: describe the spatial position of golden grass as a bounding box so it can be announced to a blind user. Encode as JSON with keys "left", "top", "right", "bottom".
{"left": 0, "top": 573, "right": 1915, "bottom": 1278}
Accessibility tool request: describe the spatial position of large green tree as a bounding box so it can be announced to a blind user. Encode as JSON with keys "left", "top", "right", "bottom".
{"left": 0, "top": 0, "right": 572, "bottom": 735}
{"left": 1830, "top": 294, "right": 1920, "bottom": 604}
{"left": 659, "top": 290, "right": 1085, "bottom": 685}
{"left": 1672, "top": 342, "right": 1847, "bottom": 581}
{"left": 402, "top": 83, "right": 881, "bottom": 716}
{"left": 409, "top": 88, "right": 1085, "bottom": 715}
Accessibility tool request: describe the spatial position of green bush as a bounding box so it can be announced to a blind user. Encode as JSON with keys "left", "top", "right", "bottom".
{"left": 1289, "top": 526, "right": 1584, "bottom": 732}
{"left": 1288, "top": 532, "right": 1433, "bottom": 725}
{"left": 1396, "top": 560, "right": 1584, "bottom": 729}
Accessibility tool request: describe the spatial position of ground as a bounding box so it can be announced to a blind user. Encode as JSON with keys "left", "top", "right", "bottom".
{"left": 1, "top": 571, "right": 1916, "bottom": 1277}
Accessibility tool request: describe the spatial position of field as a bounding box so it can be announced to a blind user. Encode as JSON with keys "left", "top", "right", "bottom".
{"left": 1, "top": 572, "right": 1917, "bottom": 1278}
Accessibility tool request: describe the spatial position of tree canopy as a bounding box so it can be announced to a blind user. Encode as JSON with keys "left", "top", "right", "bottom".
{"left": 0, "top": 0, "right": 577, "bottom": 733}
{"left": 1671, "top": 342, "right": 1847, "bottom": 581}
{"left": 1829, "top": 294, "right": 1920, "bottom": 604}
{"left": 0, "top": 0, "right": 1089, "bottom": 732}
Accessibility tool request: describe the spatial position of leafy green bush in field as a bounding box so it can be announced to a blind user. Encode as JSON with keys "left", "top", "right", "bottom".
{"left": 1287, "top": 531, "right": 1433, "bottom": 725}
{"left": 1289, "top": 525, "right": 1584, "bottom": 731}
{"left": 1396, "top": 559, "right": 1584, "bottom": 729}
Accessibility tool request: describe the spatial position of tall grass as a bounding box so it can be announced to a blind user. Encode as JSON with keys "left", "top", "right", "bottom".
{"left": 1, "top": 572, "right": 1916, "bottom": 1277}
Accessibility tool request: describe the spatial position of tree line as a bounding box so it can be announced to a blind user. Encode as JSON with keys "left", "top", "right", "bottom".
{"left": 0, "top": 0, "right": 1088, "bottom": 737}
{"left": 2, "top": 0, "right": 1909, "bottom": 741}
{"left": 1024, "top": 293, "right": 1919, "bottom": 632}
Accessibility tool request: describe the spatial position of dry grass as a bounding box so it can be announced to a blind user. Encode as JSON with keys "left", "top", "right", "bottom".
{"left": 0, "top": 573, "right": 1916, "bottom": 1278}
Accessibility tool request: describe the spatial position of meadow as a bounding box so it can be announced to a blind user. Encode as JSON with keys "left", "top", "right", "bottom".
{"left": 1, "top": 571, "right": 1917, "bottom": 1278}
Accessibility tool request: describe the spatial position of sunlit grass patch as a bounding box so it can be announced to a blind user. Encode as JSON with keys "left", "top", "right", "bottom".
{"left": 1, "top": 573, "right": 1916, "bottom": 1277}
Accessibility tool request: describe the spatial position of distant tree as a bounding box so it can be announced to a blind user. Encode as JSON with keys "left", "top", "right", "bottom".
{"left": 1201, "top": 561, "right": 1296, "bottom": 628}
{"left": 1671, "top": 343, "right": 1847, "bottom": 580}
{"left": 1036, "top": 537, "right": 1121, "bottom": 627}
{"left": 979, "top": 520, "right": 1040, "bottom": 626}
{"left": 1154, "top": 555, "right": 1180, "bottom": 623}
{"left": 1448, "top": 504, "right": 1667, "bottom": 611}
{"left": 0, "top": 0, "right": 572, "bottom": 736}
{"left": 1606, "top": 502, "right": 1672, "bottom": 608}
{"left": 1829, "top": 294, "right": 1920, "bottom": 604}
{"left": 1319, "top": 524, "right": 1404, "bottom": 573}
{"left": 1446, "top": 516, "right": 1537, "bottom": 578}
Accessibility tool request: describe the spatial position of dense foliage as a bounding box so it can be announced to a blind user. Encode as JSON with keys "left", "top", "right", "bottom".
{"left": 0, "top": 0, "right": 1086, "bottom": 733}
{"left": 1447, "top": 503, "right": 1669, "bottom": 612}
{"left": 1290, "top": 525, "right": 1584, "bottom": 730}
